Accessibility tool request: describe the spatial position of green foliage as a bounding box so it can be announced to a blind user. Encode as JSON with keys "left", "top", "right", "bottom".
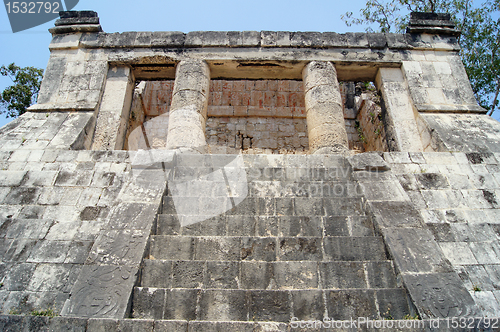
{"left": 459, "top": 0, "right": 500, "bottom": 115}
{"left": 30, "top": 308, "right": 57, "bottom": 317}
{"left": 355, "top": 120, "right": 367, "bottom": 143}
{"left": 403, "top": 313, "right": 421, "bottom": 319}
{"left": 9, "top": 308, "right": 20, "bottom": 315}
{"left": 342, "top": 0, "right": 500, "bottom": 116}
{"left": 341, "top": 0, "right": 451, "bottom": 33}
{"left": 473, "top": 284, "right": 482, "bottom": 291}
{"left": 0, "top": 63, "right": 43, "bottom": 118}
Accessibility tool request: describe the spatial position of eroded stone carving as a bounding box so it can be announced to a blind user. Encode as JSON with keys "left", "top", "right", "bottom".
{"left": 404, "top": 273, "right": 479, "bottom": 318}
{"left": 61, "top": 265, "right": 138, "bottom": 318}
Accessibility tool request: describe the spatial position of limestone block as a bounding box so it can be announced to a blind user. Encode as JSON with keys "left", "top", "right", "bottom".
{"left": 79, "top": 32, "right": 105, "bottom": 48}
{"left": 201, "top": 31, "right": 229, "bottom": 47}
{"left": 49, "top": 33, "right": 82, "bottom": 50}
{"left": 348, "top": 152, "right": 390, "bottom": 171}
{"left": 241, "top": 31, "right": 260, "bottom": 46}
{"left": 107, "top": 202, "right": 158, "bottom": 231}
{"left": 321, "top": 32, "right": 348, "bottom": 48}
{"left": 103, "top": 32, "right": 137, "bottom": 48}
{"left": 27, "top": 240, "right": 71, "bottom": 263}
{"left": 184, "top": 31, "right": 203, "bottom": 47}
{"left": 48, "top": 317, "right": 88, "bottom": 331}
{"left": 290, "top": 32, "right": 322, "bottom": 47}
{"left": 27, "top": 263, "right": 74, "bottom": 292}
{"left": 150, "top": 31, "right": 185, "bottom": 47}
{"left": 386, "top": 33, "right": 409, "bottom": 49}
{"left": 261, "top": 31, "right": 291, "bottom": 47}
{"left": 361, "top": 180, "right": 409, "bottom": 202}
{"left": 0, "top": 171, "right": 26, "bottom": 187}
{"left": 367, "top": 33, "right": 387, "bottom": 49}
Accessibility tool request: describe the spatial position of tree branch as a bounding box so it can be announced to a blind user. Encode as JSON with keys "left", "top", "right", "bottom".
{"left": 488, "top": 79, "right": 500, "bottom": 116}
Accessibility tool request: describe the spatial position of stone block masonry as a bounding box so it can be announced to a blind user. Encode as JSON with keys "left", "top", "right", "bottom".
{"left": 2, "top": 9, "right": 500, "bottom": 331}
{"left": 0, "top": 149, "right": 166, "bottom": 319}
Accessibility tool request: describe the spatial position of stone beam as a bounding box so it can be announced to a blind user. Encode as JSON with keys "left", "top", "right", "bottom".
{"left": 376, "top": 68, "right": 424, "bottom": 152}
{"left": 165, "top": 60, "right": 210, "bottom": 153}
{"left": 302, "top": 61, "right": 349, "bottom": 154}
{"left": 91, "top": 66, "right": 135, "bottom": 150}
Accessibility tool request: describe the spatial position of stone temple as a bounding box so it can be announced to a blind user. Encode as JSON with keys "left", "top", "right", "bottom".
{"left": 1, "top": 9, "right": 500, "bottom": 331}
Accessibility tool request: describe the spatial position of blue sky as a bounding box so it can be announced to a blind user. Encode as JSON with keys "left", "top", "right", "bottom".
{"left": 1, "top": 0, "right": 497, "bottom": 128}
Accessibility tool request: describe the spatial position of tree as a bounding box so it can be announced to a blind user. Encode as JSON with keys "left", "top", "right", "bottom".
{"left": 342, "top": 0, "right": 500, "bottom": 116}
{"left": 0, "top": 63, "right": 44, "bottom": 118}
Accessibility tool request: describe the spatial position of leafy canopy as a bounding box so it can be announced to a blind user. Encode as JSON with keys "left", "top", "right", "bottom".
{"left": 342, "top": 0, "right": 500, "bottom": 116}
{"left": 0, "top": 63, "right": 44, "bottom": 118}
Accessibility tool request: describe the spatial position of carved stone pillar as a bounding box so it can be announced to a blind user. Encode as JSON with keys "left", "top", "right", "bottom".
{"left": 91, "top": 66, "right": 135, "bottom": 150}
{"left": 166, "top": 60, "right": 210, "bottom": 153}
{"left": 302, "top": 61, "right": 349, "bottom": 154}
{"left": 376, "top": 68, "right": 424, "bottom": 152}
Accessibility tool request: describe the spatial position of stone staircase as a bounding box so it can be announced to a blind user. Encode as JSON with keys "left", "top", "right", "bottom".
{"left": 130, "top": 155, "right": 413, "bottom": 326}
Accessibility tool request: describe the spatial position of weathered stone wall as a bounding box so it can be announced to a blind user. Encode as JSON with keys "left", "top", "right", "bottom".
{"left": 0, "top": 143, "right": 166, "bottom": 318}
{"left": 385, "top": 151, "right": 500, "bottom": 316}
{"left": 206, "top": 117, "right": 308, "bottom": 154}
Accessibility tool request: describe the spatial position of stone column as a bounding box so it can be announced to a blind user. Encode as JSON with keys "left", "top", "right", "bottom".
{"left": 91, "top": 66, "right": 135, "bottom": 150}
{"left": 166, "top": 60, "right": 210, "bottom": 153}
{"left": 302, "top": 61, "right": 349, "bottom": 154}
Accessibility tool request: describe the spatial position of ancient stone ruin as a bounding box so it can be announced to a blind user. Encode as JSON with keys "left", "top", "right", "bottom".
{"left": 1, "top": 10, "right": 500, "bottom": 331}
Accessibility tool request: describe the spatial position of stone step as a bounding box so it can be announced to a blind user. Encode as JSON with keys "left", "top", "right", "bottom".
{"left": 170, "top": 167, "right": 354, "bottom": 182}
{"left": 168, "top": 154, "right": 348, "bottom": 170}
{"left": 131, "top": 287, "right": 411, "bottom": 322}
{"left": 139, "top": 259, "right": 398, "bottom": 290}
{"left": 148, "top": 235, "right": 388, "bottom": 262}
{"left": 165, "top": 180, "right": 363, "bottom": 198}
{"left": 161, "top": 196, "right": 365, "bottom": 216}
{"left": 156, "top": 214, "right": 375, "bottom": 237}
